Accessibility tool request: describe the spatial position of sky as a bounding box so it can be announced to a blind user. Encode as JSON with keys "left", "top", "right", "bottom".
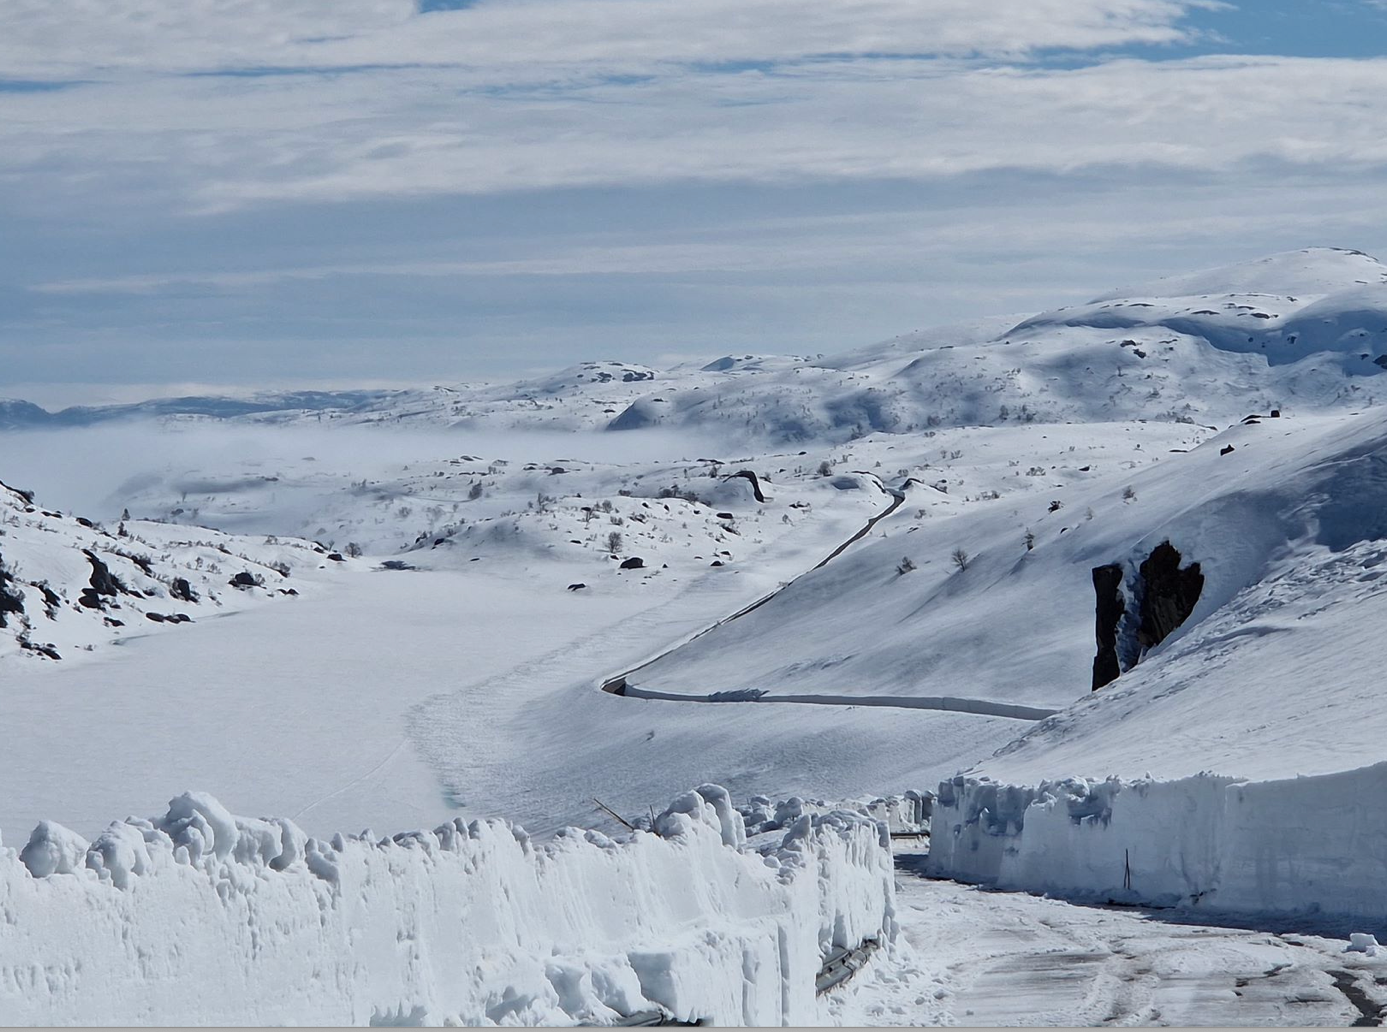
{"left": 3, "top": 0, "right": 1387, "bottom": 406}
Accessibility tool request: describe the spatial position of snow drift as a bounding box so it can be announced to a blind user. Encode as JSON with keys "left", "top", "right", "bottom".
{"left": 929, "top": 763, "right": 1387, "bottom": 930}
{"left": 0, "top": 785, "right": 894, "bottom": 1026}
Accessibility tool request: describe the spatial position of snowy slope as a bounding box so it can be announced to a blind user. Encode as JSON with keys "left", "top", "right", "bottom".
{"left": 600, "top": 247, "right": 1387, "bottom": 444}
{"left": 0, "top": 476, "right": 335, "bottom": 665}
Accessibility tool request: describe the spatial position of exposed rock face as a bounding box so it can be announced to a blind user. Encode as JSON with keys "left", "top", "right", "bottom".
{"left": 1090, "top": 541, "right": 1203, "bottom": 690}
{"left": 1091, "top": 564, "right": 1126, "bottom": 691}
{"left": 619, "top": 557, "right": 645, "bottom": 570}
{"left": 82, "top": 550, "right": 127, "bottom": 598}
{"left": 78, "top": 550, "right": 128, "bottom": 610}
{"left": 1136, "top": 542, "right": 1205, "bottom": 652}
{"left": 0, "top": 552, "right": 25, "bottom": 628}
{"left": 169, "top": 577, "right": 199, "bottom": 603}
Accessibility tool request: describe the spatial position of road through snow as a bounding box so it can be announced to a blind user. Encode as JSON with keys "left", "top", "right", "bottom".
{"left": 825, "top": 849, "right": 1387, "bottom": 1026}
{"left": 603, "top": 484, "right": 1055, "bottom": 720}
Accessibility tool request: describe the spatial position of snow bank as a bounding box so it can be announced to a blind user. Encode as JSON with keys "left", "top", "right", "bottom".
{"left": 929, "top": 763, "right": 1387, "bottom": 928}
{"left": 0, "top": 785, "right": 893, "bottom": 1026}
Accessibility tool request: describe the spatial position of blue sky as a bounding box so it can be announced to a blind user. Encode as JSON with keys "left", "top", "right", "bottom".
{"left": 2, "top": 0, "right": 1387, "bottom": 405}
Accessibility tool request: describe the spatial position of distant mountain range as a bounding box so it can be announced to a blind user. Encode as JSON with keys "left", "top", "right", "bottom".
{"left": 0, "top": 390, "right": 400, "bottom": 431}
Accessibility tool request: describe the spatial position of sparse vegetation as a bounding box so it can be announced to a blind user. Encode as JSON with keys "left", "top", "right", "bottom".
{"left": 951, "top": 547, "right": 971, "bottom": 572}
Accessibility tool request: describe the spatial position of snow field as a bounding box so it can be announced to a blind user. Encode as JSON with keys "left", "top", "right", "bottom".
{"left": 929, "top": 762, "right": 1387, "bottom": 930}
{"left": 0, "top": 785, "right": 895, "bottom": 1026}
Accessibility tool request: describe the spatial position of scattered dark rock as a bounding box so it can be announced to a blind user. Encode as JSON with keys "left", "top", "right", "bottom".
{"left": 0, "top": 553, "right": 24, "bottom": 628}
{"left": 83, "top": 550, "right": 128, "bottom": 598}
{"left": 716, "top": 512, "right": 735, "bottom": 520}
{"left": 567, "top": 583, "right": 588, "bottom": 591}
{"left": 379, "top": 560, "right": 415, "bottom": 571}
{"left": 145, "top": 611, "right": 166, "bottom": 622}
{"left": 327, "top": 552, "right": 345, "bottom": 562}
{"left": 619, "top": 557, "right": 645, "bottom": 570}
{"left": 1220, "top": 444, "right": 1235, "bottom": 455}
{"left": 229, "top": 571, "right": 261, "bottom": 589}
{"left": 169, "top": 577, "right": 199, "bottom": 603}
{"left": 710, "top": 560, "right": 724, "bottom": 567}
{"left": 19, "top": 640, "right": 60, "bottom": 660}
{"left": 1270, "top": 409, "right": 1281, "bottom": 417}
{"left": 36, "top": 583, "right": 61, "bottom": 619}
{"left": 75, "top": 516, "right": 95, "bottom": 529}
{"left": 103, "top": 617, "right": 124, "bottom": 628}
{"left": 278, "top": 588, "right": 299, "bottom": 596}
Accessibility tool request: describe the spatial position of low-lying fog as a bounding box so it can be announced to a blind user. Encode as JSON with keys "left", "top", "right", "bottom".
{"left": 0, "top": 422, "right": 732, "bottom": 520}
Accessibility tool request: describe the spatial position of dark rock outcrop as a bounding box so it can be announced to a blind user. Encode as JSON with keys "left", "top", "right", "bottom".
{"left": 1091, "top": 564, "right": 1126, "bottom": 691}
{"left": 83, "top": 550, "right": 127, "bottom": 598}
{"left": 0, "top": 552, "right": 24, "bottom": 628}
{"left": 619, "top": 557, "right": 645, "bottom": 570}
{"left": 169, "top": 577, "right": 199, "bottom": 603}
{"left": 1091, "top": 541, "right": 1203, "bottom": 691}
{"left": 1136, "top": 542, "right": 1205, "bottom": 652}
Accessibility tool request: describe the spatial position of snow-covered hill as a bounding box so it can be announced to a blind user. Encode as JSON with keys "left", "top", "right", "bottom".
{"left": 0, "top": 477, "right": 335, "bottom": 665}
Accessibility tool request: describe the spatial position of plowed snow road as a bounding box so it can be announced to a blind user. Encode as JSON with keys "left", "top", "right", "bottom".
{"left": 604, "top": 483, "right": 1057, "bottom": 721}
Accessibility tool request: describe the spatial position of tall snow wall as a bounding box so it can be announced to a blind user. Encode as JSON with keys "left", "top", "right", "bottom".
{"left": 0, "top": 785, "right": 894, "bottom": 1026}
{"left": 929, "top": 763, "right": 1387, "bottom": 929}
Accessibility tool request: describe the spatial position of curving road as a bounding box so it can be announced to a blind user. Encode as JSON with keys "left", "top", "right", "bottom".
{"left": 601, "top": 483, "right": 1058, "bottom": 722}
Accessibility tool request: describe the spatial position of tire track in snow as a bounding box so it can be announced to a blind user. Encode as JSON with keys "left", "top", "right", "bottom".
{"left": 601, "top": 483, "right": 1057, "bottom": 721}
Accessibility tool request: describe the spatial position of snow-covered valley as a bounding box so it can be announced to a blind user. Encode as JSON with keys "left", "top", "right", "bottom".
{"left": 8, "top": 247, "right": 1387, "bottom": 1024}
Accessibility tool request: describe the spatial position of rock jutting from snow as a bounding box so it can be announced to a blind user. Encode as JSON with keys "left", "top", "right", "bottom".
{"left": 1090, "top": 541, "right": 1203, "bottom": 690}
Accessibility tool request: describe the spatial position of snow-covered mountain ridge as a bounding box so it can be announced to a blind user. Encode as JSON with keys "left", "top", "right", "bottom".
{"left": 8, "top": 248, "right": 1387, "bottom": 448}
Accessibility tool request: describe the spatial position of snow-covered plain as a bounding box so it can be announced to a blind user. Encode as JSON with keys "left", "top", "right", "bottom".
{"left": 7, "top": 247, "right": 1387, "bottom": 1023}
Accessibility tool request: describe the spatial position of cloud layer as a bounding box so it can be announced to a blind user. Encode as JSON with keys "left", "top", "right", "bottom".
{"left": 3, "top": 0, "right": 1387, "bottom": 394}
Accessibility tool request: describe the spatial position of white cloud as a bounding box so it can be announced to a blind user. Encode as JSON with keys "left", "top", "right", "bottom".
{"left": 4, "top": 0, "right": 1387, "bottom": 392}
{"left": 1, "top": 0, "right": 1199, "bottom": 78}
{"left": 7, "top": 52, "right": 1387, "bottom": 216}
